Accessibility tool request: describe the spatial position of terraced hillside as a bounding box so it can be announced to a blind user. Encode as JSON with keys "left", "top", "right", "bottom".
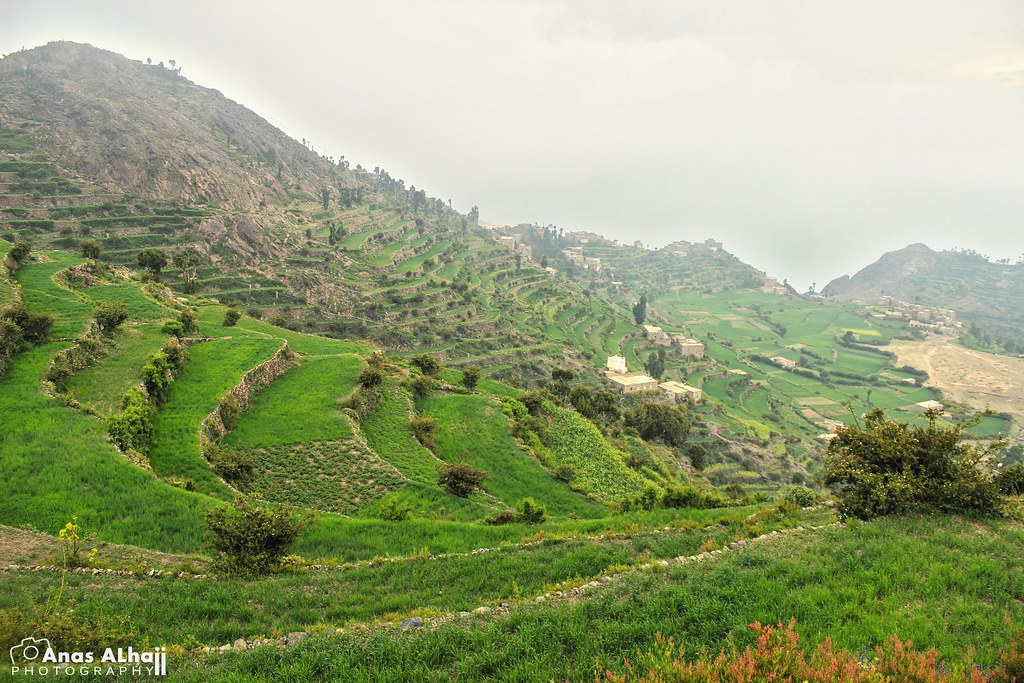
{"left": 504, "top": 229, "right": 1015, "bottom": 485}
{"left": 0, "top": 43, "right": 648, "bottom": 377}
{"left": 2, "top": 247, "right": 733, "bottom": 562}
{"left": 2, "top": 42, "right": 1011, "bottom": 494}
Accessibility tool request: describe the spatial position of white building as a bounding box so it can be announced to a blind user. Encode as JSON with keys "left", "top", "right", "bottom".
{"left": 606, "top": 356, "right": 627, "bottom": 375}
{"left": 609, "top": 372, "right": 659, "bottom": 394}
{"left": 672, "top": 335, "right": 705, "bottom": 358}
{"left": 659, "top": 381, "right": 703, "bottom": 404}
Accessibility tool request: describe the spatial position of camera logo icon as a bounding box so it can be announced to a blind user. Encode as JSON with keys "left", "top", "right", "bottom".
{"left": 10, "top": 637, "right": 51, "bottom": 664}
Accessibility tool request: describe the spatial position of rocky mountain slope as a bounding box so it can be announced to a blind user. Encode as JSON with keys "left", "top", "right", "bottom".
{"left": 0, "top": 41, "right": 768, "bottom": 378}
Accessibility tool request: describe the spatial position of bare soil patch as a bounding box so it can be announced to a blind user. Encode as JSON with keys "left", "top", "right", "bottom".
{"left": 890, "top": 336, "right": 1024, "bottom": 434}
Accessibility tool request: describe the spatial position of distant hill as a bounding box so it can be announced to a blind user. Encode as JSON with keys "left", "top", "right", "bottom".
{"left": 823, "top": 243, "right": 1024, "bottom": 353}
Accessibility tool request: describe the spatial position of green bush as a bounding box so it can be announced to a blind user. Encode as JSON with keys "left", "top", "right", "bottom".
{"left": 624, "top": 403, "right": 690, "bottom": 448}
{"left": 206, "top": 443, "right": 255, "bottom": 481}
{"left": 8, "top": 240, "right": 32, "bottom": 263}
{"left": 141, "top": 352, "right": 174, "bottom": 403}
{"left": 461, "top": 366, "right": 481, "bottom": 390}
{"left": 825, "top": 408, "right": 1004, "bottom": 520}
{"left": 218, "top": 395, "right": 242, "bottom": 431}
{"left": 107, "top": 388, "right": 154, "bottom": 453}
{"left": 996, "top": 462, "right": 1024, "bottom": 495}
{"left": 178, "top": 309, "right": 199, "bottom": 335}
{"left": 79, "top": 239, "right": 103, "bottom": 260}
{"left": 378, "top": 498, "right": 412, "bottom": 522}
{"left": 1, "top": 303, "right": 54, "bottom": 346}
{"left": 410, "top": 353, "right": 442, "bottom": 376}
{"left": 223, "top": 308, "right": 242, "bottom": 327}
{"left": 161, "top": 339, "right": 188, "bottom": 372}
{"left": 554, "top": 463, "right": 575, "bottom": 482}
{"left": 407, "top": 374, "right": 436, "bottom": 399}
{"left": 358, "top": 366, "right": 384, "bottom": 388}
{"left": 93, "top": 300, "right": 129, "bottom": 334}
{"left": 437, "top": 461, "right": 488, "bottom": 497}
{"left": 780, "top": 485, "right": 817, "bottom": 507}
{"left": 619, "top": 483, "right": 663, "bottom": 512}
{"left": 205, "top": 498, "right": 303, "bottom": 576}
{"left": 517, "top": 497, "right": 546, "bottom": 524}
{"left": 662, "top": 484, "right": 728, "bottom": 509}
{"left": 161, "top": 320, "right": 185, "bottom": 338}
{"left": 484, "top": 509, "right": 519, "bottom": 526}
{"left": 410, "top": 416, "right": 437, "bottom": 449}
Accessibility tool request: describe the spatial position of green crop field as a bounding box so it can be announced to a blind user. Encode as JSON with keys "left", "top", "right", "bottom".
{"left": 540, "top": 403, "right": 649, "bottom": 504}
{"left": 420, "top": 394, "right": 608, "bottom": 518}
{"left": 83, "top": 281, "right": 173, "bottom": 321}
{"left": 64, "top": 323, "right": 172, "bottom": 415}
{"left": 148, "top": 338, "right": 281, "bottom": 496}
{"left": 225, "top": 355, "right": 363, "bottom": 448}
{"left": 169, "top": 514, "right": 1024, "bottom": 682}
{"left": 361, "top": 381, "right": 444, "bottom": 484}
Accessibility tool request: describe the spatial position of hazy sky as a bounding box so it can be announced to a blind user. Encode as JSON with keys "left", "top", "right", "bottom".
{"left": 3, "top": 1, "right": 1023, "bottom": 289}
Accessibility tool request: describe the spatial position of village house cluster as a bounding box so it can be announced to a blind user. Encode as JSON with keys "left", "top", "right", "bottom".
{"left": 562, "top": 246, "right": 603, "bottom": 272}
{"left": 875, "top": 296, "right": 959, "bottom": 333}
{"left": 641, "top": 325, "right": 705, "bottom": 358}
{"left": 604, "top": 355, "right": 703, "bottom": 403}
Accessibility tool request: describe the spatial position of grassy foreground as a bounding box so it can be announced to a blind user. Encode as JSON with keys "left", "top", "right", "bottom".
{"left": 2, "top": 513, "right": 1021, "bottom": 681}
{"left": 163, "top": 514, "right": 1024, "bottom": 682}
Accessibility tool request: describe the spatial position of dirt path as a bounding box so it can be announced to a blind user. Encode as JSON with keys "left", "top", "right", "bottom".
{"left": 890, "top": 336, "right": 1024, "bottom": 435}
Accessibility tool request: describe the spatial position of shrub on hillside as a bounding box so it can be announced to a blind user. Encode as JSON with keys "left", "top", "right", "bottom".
{"left": 618, "top": 483, "right": 663, "bottom": 512}
{"left": 484, "top": 509, "right": 519, "bottom": 526}
{"left": 517, "top": 497, "right": 546, "bottom": 524}
{"left": 161, "top": 320, "right": 185, "bottom": 339}
{"left": 206, "top": 443, "right": 255, "bottom": 482}
{"left": 995, "top": 462, "right": 1024, "bottom": 496}
{"left": 437, "top": 460, "right": 488, "bottom": 497}
{"left": 410, "top": 353, "right": 442, "bottom": 376}
{"left": 141, "top": 352, "right": 174, "bottom": 403}
{"left": 205, "top": 498, "right": 303, "bottom": 576}
{"left": 377, "top": 499, "right": 412, "bottom": 522}
{"left": 161, "top": 339, "right": 188, "bottom": 372}
{"left": 218, "top": 395, "right": 242, "bottom": 431}
{"left": 107, "top": 388, "right": 154, "bottom": 454}
{"left": 1, "top": 303, "right": 55, "bottom": 346}
{"left": 79, "top": 239, "right": 103, "bottom": 260}
{"left": 410, "top": 416, "right": 438, "bottom": 450}
{"left": 93, "top": 301, "right": 129, "bottom": 334}
{"left": 780, "top": 485, "right": 817, "bottom": 508}
{"left": 223, "top": 308, "right": 242, "bottom": 327}
{"left": 407, "top": 374, "right": 436, "bottom": 399}
{"left": 8, "top": 240, "right": 32, "bottom": 263}
{"left": 624, "top": 403, "right": 690, "bottom": 448}
{"left": 662, "top": 484, "right": 729, "bottom": 509}
{"left": 461, "top": 366, "right": 481, "bottom": 390}
{"left": 358, "top": 366, "right": 384, "bottom": 388}
{"left": 177, "top": 309, "right": 199, "bottom": 335}
{"left": 825, "top": 408, "right": 1005, "bottom": 520}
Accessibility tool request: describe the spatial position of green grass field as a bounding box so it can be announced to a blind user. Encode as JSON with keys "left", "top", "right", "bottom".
{"left": 420, "top": 394, "right": 608, "bottom": 518}
{"left": 225, "top": 355, "right": 363, "bottom": 448}
{"left": 0, "top": 505, "right": 820, "bottom": 647}
{"left": 149, "top": 338, "right": 282, "bottom": 496}
{"left": 166, "top": 514, "right": 1024, "bottom": 681}
{"left": 64, "top": 323, "right": 172, "bottom": 415}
